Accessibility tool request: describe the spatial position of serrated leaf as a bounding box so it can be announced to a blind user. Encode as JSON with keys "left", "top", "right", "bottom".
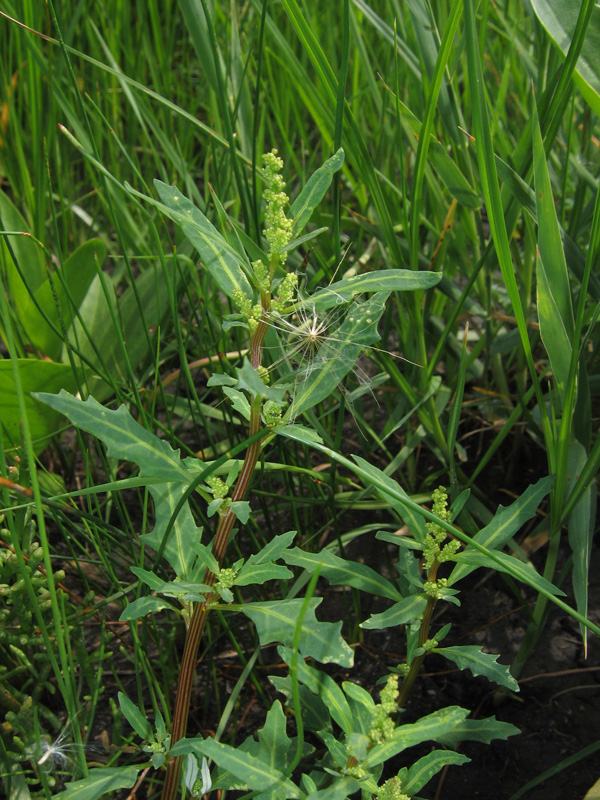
{"left": 118, "top": 693, "right": 153, "bottom": 740}
{"left": 361, "top": 594, "right": 427, "bottom": 630}
{"left": 52, "top": 766, "right": 143, "bottom": 799}
{"left": 229, "top": 500, "right": 252, "bottom": 524}
{"left": 364, "top": 706, "right": 469, "bottom": 766}
{"left": 149, "top": 180, "right": 253, "bottom": 300}
{"left": 223, "top": 386, "right": 251, "bottom": 420}
{"left": 119, "top": 595, "right": 179, "bottom": 622}
{"left": 247, "top": 530, "right": 297, "bottom": 564}
{"left": 33, "top": 391, "right": 191, "bottom": 483}
{"left": 305, "top": 776, "right": 361, "bottom": 800}
{"left": 240, "top": 598, "right": 353, "bottom": 666}
{"left": 33, "top": 392, "right": 201, "bottom": 577}
{"left": 434, "top": 716, "right": 520, "bottom": 746}
{"left": 207, "top": 373, "right": 237, "bottom": 387}
{"left": 290, "top": 148, "right": 345, "bottom": 235}
{"left": 403, "top": 750, "right": 470, "bottom": 794}
{"left": 282, "top": 547, "right": 401, "bottom": 601}
{"left": 278, "top": 646, "right": 354, "bottom": 734}
{"left": 433, "top": 646, "right": 519, "bottom": 691}
{"left": 255, "top": 701, "right": 295, "bottom": 800}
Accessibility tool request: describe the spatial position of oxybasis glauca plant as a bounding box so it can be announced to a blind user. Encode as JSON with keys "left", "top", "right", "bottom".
{"left": 34, "top": 150, "right": 594, "bottom": 800}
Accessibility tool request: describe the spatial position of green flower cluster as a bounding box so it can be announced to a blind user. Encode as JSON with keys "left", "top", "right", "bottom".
{"left": 216, "top": 567, "right": 238, "bottom": 591}
{"left": 422, "top": 487, "right": 460, "bottom": 569}
{"left": 376, "top": 775, "right": 411, "bottom": 800}
{"left": 263, "top": 399, "right": 283, "bottom": 427}
{"left": 271, "top": 271, "right": 298, "bottom": 314}
{"left": 261, "top": 149, "right": 293, "bottom": 265}
{"left": 423, "top": 577, "right": 449, "bottom": 599}
{"left": 232, "top": 287, "right": 264, "bottom": 334}
{"left": 206, "top": 476, "right": 228, "bottom": 500}
{"left": 368, "top": 674, "right": 399, "bottom": 745}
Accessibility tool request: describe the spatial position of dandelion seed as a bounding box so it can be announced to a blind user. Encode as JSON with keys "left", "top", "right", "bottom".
{"left": 265, "top": 292, "right": 414, "bottom": 421}
{"left": 32, "top": 720, "right": 93, "bottom": 775}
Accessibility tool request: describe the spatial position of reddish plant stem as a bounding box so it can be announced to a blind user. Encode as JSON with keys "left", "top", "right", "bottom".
{"left": 160, "top": 317, "right": 269, "bottom": 800}
{"left": 397, "top": 561, "right": 439, "bottom": 709}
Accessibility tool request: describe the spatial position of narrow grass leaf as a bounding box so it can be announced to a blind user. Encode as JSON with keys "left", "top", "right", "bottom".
{"left": 536, "top": 251, "right": 573, "bottom": 401}
{"left": 532, "top": 104, "right": 574, "bottom": 336}
{"left": 282, "top": 547, "right": 401, "bottom": 601}
{"left": 290, "top": 148, "right": 345, "bottom": 235}
{"left": 364, "top": 706, "right": 469, "bottom": 766}
{"left": 240, "top": 598, "right": 354, "bottom": 666}
{"left": 433, "top": 646, "right": 519, "bottom": 690}
{"left": 566, "top": 441, "right": 595, "bottom": 648}
{"left": 530, "top": 0, "right": 600, "bottom": 115}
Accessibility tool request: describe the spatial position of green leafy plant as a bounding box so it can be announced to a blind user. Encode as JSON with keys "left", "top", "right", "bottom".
{"left": 2, "top": 1, "right": 600, "bottom": 798}
{"left": 31, "top": 150, "right": 599, "bottom": 800}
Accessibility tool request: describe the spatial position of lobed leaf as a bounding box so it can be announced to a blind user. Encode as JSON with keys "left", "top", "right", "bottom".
{"left": 432, "top": 645, "right": 519, "bottom": 691}
{"left": 240, "top": 598, "right": 354, "bottom": 666}
{"left": 434, "top": 716, "right": 520, "bottom": 746}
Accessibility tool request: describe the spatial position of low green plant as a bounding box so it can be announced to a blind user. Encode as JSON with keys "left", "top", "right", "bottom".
{"left": 32, "top": 150, "right": 599, "bottom": 800}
